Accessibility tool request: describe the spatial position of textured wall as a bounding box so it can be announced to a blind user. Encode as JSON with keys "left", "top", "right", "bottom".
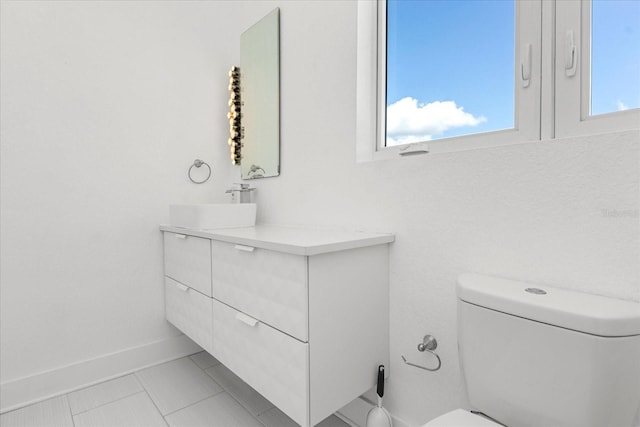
{"left": 1, "top": 1, "right": 638, "bottom": 425}
{"left": 240, "top": 1, "right": 639, "bottom": 424}
{"left": 0, "top": 0, "right": 245, "bottom": 388}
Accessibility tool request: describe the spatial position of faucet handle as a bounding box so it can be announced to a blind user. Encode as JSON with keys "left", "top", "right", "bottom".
{"left": 227, "top": 183, "right": 254, "bottom": 204}
{"left": 226, "top": 183, "right": 254, "bottom": 194}
{"left": 232, "top": 183, "right": 253, "bottom": 191}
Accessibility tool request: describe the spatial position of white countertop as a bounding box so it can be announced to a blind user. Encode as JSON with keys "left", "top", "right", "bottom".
{"left": 160, "top": 224, "right": 395, "bottom": 256}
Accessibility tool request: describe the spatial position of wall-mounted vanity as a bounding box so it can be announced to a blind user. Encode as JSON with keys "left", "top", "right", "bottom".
{"left": 160, "top": 224, "right": 393, "bottom": 426}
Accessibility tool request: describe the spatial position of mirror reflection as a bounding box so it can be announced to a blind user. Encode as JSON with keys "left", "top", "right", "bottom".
{"left": 240, "top": 8, "right": 280, "bottom": 179}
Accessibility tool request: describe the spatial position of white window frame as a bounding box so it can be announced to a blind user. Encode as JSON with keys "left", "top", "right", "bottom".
{"left": 357, "top": 0, "right": 541, "bottom": 162}
{"left": 555, "top": 0, "right": 640, "bottom": 138}
{"left": 356, "top": 0, "right": 639, "bottom": 163}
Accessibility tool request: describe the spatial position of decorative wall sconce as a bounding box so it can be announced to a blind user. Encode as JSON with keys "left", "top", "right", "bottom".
{"left": 228, "top": 66, "right": 242, "bottom": 165}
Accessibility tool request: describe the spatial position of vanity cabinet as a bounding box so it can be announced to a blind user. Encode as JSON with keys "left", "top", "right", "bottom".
{"left": 163, "top": 233, "right": 214, "bottom": 354}
{"left": 211, "top": 240, "right": 308, "bottom": 342}
{"left": 164, "top": 276, "right": 214, "bottom": 354}
{"left": 161, "top": 225, "right": 393, "bottom": 427}
{"left": 163, "top": 232, "right": 212, "bottom": 296}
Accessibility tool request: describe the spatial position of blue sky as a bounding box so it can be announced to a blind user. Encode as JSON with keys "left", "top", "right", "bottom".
{"left": 385, "top": 0, "right": 640, "bottom": 146}
{"left": 591, "top": 0, "right": 640, "bottom": 115}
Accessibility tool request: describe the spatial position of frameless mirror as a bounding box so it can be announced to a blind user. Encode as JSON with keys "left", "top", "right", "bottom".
{"left": 240, "top": 8, "right": 280, "bottom": 179}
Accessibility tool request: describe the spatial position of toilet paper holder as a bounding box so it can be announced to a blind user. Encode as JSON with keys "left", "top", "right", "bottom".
{"left": 401, "top": 334, "right": 441, "bottom": 372}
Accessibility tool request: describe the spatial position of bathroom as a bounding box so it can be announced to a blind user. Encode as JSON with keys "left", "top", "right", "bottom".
{"left": 1, "top": 0, "right": 638, "bottom": 426}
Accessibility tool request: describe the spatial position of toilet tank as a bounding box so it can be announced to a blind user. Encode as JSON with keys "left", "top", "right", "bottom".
{"left": 457, "top": 274, "right": 640, "bottom": 427}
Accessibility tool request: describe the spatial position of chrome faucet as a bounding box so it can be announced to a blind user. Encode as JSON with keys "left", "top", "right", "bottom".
{"left": 225, "top": 183, "right": 255, "bottom": 203}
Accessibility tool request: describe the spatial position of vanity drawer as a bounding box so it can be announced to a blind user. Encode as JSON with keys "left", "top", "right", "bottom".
{"left": 212, "top": 299, "right": 308, "bottom": 426}
{"left": 164, "top": 232, "right": 212, "bottom": 297}
{"left": 211, "top": 241, "right": 308, "bottom": 342}
{"left": 165, "top": 277, "right": 213, "bottom": 354}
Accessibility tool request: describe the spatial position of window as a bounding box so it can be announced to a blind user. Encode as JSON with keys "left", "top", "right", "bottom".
{"left": 356, "top": 0, "right": 640, "bottom": 161}
{"left": 591, "top": 1, "right": 640, "bottom": 115}
{"left": 555, "top": 0, "right": 640, "bottom": 137}
{"left": 385, "top": 0, "right": 515, "bottom": 146}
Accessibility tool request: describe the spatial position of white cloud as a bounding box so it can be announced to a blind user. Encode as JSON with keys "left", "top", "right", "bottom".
{"left": 386, "top": 97, "right": 486, "bottom": 146}
{"left": 617, "top": 100, "right": 629, "bottom": 111}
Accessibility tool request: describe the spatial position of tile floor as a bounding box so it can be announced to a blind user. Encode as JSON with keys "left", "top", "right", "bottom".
{"left": 0, "top": 352, "right": 352, "bottom": 427}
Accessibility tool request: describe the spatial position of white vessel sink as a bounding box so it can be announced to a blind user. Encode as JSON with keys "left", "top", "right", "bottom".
{"left": 169, "top": 203, "right": 256, "bottom": 229}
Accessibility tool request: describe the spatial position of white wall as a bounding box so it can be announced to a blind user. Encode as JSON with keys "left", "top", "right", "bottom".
{"left": 0, "top": 0, "right": 259, "bottom": 410}
{"left": 1, "top": 0, "right": 638, "bottom": 425}
{"left": 246, "top": 1, "right": 639, "bottom": 425}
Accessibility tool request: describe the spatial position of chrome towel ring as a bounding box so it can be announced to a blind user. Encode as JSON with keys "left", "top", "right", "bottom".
{"left": 188, "top": 159, "right": 211, "bottom": 184}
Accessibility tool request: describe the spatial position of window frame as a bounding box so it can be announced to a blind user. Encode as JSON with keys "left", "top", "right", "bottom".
{"left": 356, "top": 0, "right": 639, "bottom": 163}
{"left": 554, "top": 0, "right": 640, "bottom": 138}
{"left": 357, "top": 0, "right": 541, "bottom": 162}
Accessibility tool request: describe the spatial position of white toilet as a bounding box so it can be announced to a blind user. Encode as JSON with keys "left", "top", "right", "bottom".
{"left": 423, "top": 273, "right": 640, "bottom": 427}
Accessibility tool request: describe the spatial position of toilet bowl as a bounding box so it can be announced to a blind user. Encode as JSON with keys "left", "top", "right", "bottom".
{"left": 422, "top": 409, "right": 501, "bottom": 426}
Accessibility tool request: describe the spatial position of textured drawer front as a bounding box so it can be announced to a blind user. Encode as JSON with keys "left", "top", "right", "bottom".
{"left": 164, "top": 232, "right": 212, "bottom": 297}
{"left": 165, "top": 277, "right": 213, "bottom": 354}
{"left": 212, "top": 299, "right": 308, "bottom": 426}
{"left": 211, "top": 241, "right": 308, "bottom": 341}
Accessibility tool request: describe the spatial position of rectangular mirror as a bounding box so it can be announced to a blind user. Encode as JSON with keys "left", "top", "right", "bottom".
{"left": 240, "top": 8, "right": 280, "bottom": 179}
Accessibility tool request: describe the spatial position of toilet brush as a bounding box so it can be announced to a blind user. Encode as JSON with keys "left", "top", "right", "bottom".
{"left": 366, "top": 365, "right": 393, "bottom": 427}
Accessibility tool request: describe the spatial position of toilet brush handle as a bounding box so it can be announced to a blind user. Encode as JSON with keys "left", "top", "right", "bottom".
{"left": 376, "top": 365, "right": 385, "bottom": 398}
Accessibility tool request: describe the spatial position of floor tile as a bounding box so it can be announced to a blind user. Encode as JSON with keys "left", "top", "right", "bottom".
{"left": 189, "top": 351, "right": 221, "bottom": 370}
{"left": 258, "top": 407, "right": 351, "bottom": 427}
{"left": 256, "top": 407, "right": 298, "bottom": 427}
{"left": 165, "top": 392, "right": 263, "bottom": 427}
{"left": 136, "top": 357, "right": 223, "bottom": 415}
{"left": 72, "top": 392, "right": 165, "bottom": 427}
{"left": 317, "top": 414, "right": 352, "bottom": 427}
{"left": 205, "top": 364, "right": 273, "bottom": 416}
{"left": 67, "top": 374, "right": 143, "bottom": 415}
{"left": 0, "top": 395, "right": 73, "bottom": 427}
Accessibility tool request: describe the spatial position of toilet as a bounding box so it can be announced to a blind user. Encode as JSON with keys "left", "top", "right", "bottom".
{"left": 423, "top": 273, "right": 640, "bottom": 427}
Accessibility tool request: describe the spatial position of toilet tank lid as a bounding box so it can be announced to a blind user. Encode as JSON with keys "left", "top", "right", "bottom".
{"left": 457, "top": 274, "right": 640, "bottom": 337}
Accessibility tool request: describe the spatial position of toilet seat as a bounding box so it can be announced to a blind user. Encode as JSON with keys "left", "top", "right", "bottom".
{"left": 422, "top": 409, "right": 502, "bottom": 427}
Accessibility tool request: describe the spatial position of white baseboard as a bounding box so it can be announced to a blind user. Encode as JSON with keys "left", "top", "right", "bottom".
{"left": 0, "top": 334, "right": 201, "bottom": 414}
{"left": 337, "top": 396, "right": 412, "bottom": 427}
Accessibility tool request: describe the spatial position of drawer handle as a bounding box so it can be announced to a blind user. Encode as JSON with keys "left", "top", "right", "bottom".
{"left": 175, "top": 283, "right": 189, "bottom": 292}
{"left": 235, "top": 312, "right": 258, "bottom": 327}
{"left": 174, "top": 233, "right": 187, "bottom": 239}
{"left": 234, "top": 244, "right": 255, "bottom": 252}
